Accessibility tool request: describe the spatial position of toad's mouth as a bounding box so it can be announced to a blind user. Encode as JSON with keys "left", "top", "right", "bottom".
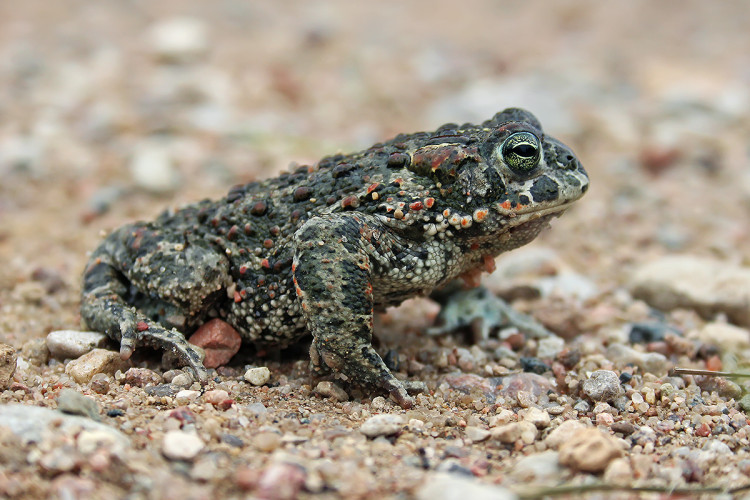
{"left": 498, "top": 200, "right": 576, "bottom": 228}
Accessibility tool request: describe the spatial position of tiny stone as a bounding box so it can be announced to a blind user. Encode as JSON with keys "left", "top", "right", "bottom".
{"left": 696, "top": 322, "right": 750, "bottom": 351}
{"left": 246, "top": 402, "right": 268, "bottom": 415}
{"left": 490, "top": 421, "right": 538, "bottom": 444}
{"left": 523, "top": 407, "right": 551, "bottom": 428}
{"left": 360, "top": 414, "right": 405, "bottom": 438}
{"left": 314, "top": 381, "right": 349, "bottom": 402}
{"left": 738, "top": 394, "right": 750, "bottom": 413}
{"left": 595, "top": 413, "right": 614, "bottom": 426}
{"left": 253, "top": 431, "right": 282, "bottom": 452}
{"left": 46, "top": 331, "right": 109, "bottom": 360}
{"left": 573, "top": 400, "right": 590, "bottom": 413}
{"left": 171, "top": 373, "right": 193, "bottom": 388}
{"left": 536, "top": 335, "right": 565, "bottom": 359}
{"left": 415, "top": 472, "right": 516, "bottom": 500}
{"left": 149, "top": 17, "right": 209, "bottom": 63}
{"left": 174, "top": 390, "right": 200, "bottom": 405}
{"left": 145, "top": 384, "right": 177, "bottom": 397}
{"left": 606, "top": 343, "right": 671, "bottom": 374}
{"left": 221, "top": 434, "right": 244, "bottom": 447}
{"left": 630, "top": 256, "right": 750, "bottom": 327}
{"left": 162, "top": 430, "right": 204, "bottom": 461}
{"left": 520, "top": 357, "right": 549, "bottom": 374}
{"left": 582, "top": 370, "right": 623, "bottom": 402}
{"left": 203, "top": 389, "right": 230, "bottom": 406}
{"left": 188, "top": 319, "right": 242, "bottom": 368}
{"left": 77, "top": 429, "right": 123, "bottom": 455}
{"left": 21, "top": 338, "right": 50, "bottom": 366}
{"left": 65, "top": 349, "right": 124, "bottom": 384}
{"left": 464, "top": 426, "right": 491, "bottom": 442}
{"left": 545, "top": 420, "right": 587, "bottom": 449}
{"left": 558, "top": 428, "right": 623, "bottom": 472}
{"left": 57, "top": 388, "right": 101, "bottom": 421}
{"left": 123, "top": 367, "right": 162, "bottom": 387}
{"left": 0, "top": 344, "right": 18, "bottom": 390}
{"left": 89, "top": 373, "right": 110, "bottom": 394}
{"left": 256, "top": 462, "right": 307, "bottom": 500}
{"left": 244, "top": 366, "right": 271, "bottom": 386}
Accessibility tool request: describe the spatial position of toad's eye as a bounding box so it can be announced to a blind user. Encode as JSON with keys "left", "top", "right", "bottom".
{"left": 501, "top": 131, "right": 541, "bottom": 174}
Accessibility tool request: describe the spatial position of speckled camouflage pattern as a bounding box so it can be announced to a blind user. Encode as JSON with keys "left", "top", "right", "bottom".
{"left": 81, "top": 108, "right": 588, "bottom": 407}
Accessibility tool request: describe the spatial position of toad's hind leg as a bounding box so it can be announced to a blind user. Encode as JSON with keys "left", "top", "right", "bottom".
{"left": 293, "top": 214, "right": 426, "bottom": 408}
{"left": 81, "top": 223, "right": 230, "bottom": 380}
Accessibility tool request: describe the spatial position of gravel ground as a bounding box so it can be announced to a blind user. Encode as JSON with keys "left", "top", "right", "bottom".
{"left": 2, "top": 1, "right": 750, "bottom": 499}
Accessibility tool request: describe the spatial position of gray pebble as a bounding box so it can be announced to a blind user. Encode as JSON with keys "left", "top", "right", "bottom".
{"left": 360, "top": 414, "right": 405, "bottom": 438}
{"left": 46, "top": 330, "right": 109, "bottom": 360}
{"left": 0, "top": 404, "right": 128, "bottom": 447}
{"left": 415, "top": 471, "right": 517, "bottom": 500}
{"left": 630, "top": 255, "right": 750, "bottom": 327}
{"left": 314, "top": 381, "right": 349, "bottom": 402}
{"left": 57, "top": 388, "right": 101, "bottom": 421}
{"left": 582, "top": 370, "right": 623, "bottom": 402}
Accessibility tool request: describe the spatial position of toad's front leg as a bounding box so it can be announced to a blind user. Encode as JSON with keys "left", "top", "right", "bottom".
{"left": 292, "top": 213, "right": 426, "bottom": 407}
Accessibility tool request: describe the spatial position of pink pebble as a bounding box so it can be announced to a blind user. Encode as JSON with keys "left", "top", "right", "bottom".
{"left": 188, "top": 319, "right": 242, "bottom": 368}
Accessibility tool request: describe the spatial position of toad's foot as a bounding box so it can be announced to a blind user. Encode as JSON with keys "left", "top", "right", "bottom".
{"left": 428, "top": 286, "right": 554, "bottom": 342}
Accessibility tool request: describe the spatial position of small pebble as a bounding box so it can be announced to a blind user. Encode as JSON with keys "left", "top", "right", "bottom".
{"left": 522, "top": 407, "right": 551, "bottom": 428}
{"left": 220, "top": 434, "right": 244, "bottom": 448}
{"left": 65, "top": 349, "right": 124, "bottom": 384}
{"left": 203, "top": 389, "right": 231, "bottom": 406}
{"left": 123, "top": 367, "right": 162, "bottom": 387}
{"left": 360, "top": 414, "right": 405, "bottom": 438}
{"left": 188, "top": 319, "right": 242, "bottom": 368}
{"left": 558, "top": 428, "right": 623, "bottom": 472}
{"left": 162, "top": 430, "right": 204, "bottom": 461}
{"left": 464, "top": 426, "right": 490, "bottom": 442}
{"left": 149, "top": 17, "right": 209, "bottom": 63}
{"left": 314, "top": 381, "right": 349, "bottom": 402}
{"left": 545, "top": 420, "right": 587, "bottom": 449}
{"left": 256, "top": 462, "right": 307, "bottom": 500}
{"left": 582, "top": 370, "right": 622, "bottom": 402}
{"left": 630, "top": 256, "right": 750, "bottom": 327}
{"left": 174, "top": 390, "right": 200, "bottom": 405}
{"left": 145, "top": 384, "right": 177, "bottom": 397}
{"left": 0, "top": 344, "right": 18, "bottom": 390}
{"left": 46, "top": 331, "right": 109, "bottom": 360}
{"left": 628, "top": 322, "right": 678, "bottom": 344}
{"left": 21, "top": 338, "right": 50, "bottom": 366}
{"left": 536, "top": 335, "right": 565, "bottom": 359}
{"left": 520, "top": 357, "right": 549, "bottom": 374}
{"left": 606, "top": 343, "right": 671, "bottom": 374}
{"left": 696, "top": 322, "right": 750, "bottom": 351}
{"left": 244, "top": 366, "right": 271, "bottom": 386}
{"left": 57, "top": 388, "right": 101, "bottom": 421}
{"left": 171, "top": 373, "right": 193, "bottom": 388}
{"left": 253, "top": 431, "right": 282, "bottom": 452}
{"left": 490, "top": 421, "right": 538, "bottom": 444}
{"left": 415, "top": 471, "right": 516, "bottom": 500}
{"left": 89, "top": 373, "right": 110, "bottom": 394}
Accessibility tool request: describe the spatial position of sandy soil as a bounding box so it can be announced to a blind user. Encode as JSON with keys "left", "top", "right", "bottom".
{"left": 1, "top": 1, "right": 750, "bottom": 498}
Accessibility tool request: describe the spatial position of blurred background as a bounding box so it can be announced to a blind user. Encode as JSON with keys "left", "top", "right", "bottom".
{"left": 0, "top": 0, "right": 749, "bottom": 340}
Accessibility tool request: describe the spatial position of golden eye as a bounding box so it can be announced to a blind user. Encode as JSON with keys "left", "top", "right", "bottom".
{"left": 501, "top": 131, "right": 541, "bottom": 173}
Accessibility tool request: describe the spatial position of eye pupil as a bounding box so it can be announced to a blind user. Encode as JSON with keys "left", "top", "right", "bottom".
{"left": 500, "top": 131, "right": 541, "bottom": 174}
{"left": 512, "top": 144, "right": 536, "bottom": 157}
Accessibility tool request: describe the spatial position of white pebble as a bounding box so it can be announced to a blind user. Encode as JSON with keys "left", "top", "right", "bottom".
{"left": 47, "top": 330, "right": 109, "bottom": 360}
{"left": 174, "top": 390, "right": 200, "bottom": 405}
{"left": 162, "top": 430, "right": 204, "bottom": 461}
{"left": 244, "top": 367, "right": 271, "bottom": 386}
{"left": 360, "top": 414, "right": 405, "bottom": 438}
